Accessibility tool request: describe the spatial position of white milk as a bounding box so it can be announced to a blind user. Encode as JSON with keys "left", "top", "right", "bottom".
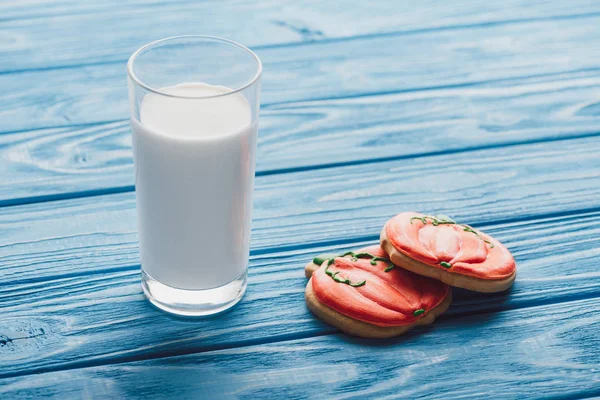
{"left": 131, "top": 83, "right": 257, "bottom": 290}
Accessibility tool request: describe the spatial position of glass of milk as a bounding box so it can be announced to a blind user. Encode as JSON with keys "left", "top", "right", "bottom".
{"left": 127, "top": 36, "right": 261, "bottom": 316}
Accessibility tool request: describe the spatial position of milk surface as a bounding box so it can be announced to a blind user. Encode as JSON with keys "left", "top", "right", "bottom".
{"left": 132, "top": 83, "right": 257, "bottom": 290}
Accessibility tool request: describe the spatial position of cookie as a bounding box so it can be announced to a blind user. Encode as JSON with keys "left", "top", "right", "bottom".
{"left": 381, "top": 212, "right": 516, "bottom": 293}
{"left": 305, "top": 245, "right": 452, "bottom": 339}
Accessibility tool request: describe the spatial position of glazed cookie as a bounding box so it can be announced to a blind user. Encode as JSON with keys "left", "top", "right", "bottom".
{"left": 305, "top": 245, "right": 452, "bottom": 339}
{"left": 381, "top": 212, "right": 516, "bottom": 293}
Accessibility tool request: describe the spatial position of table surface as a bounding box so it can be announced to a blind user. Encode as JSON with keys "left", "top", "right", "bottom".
{"left": 1, "top": 1, "right": 600, "bottom": 398}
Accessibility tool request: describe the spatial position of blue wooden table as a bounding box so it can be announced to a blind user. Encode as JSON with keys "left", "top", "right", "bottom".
{"left": 1, "top": 1, "right": 600, "bottom": 398}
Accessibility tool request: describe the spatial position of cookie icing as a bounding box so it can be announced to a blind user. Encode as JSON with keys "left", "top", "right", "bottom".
{"left": 384, "top": 212, "right": 516, "bottom": 280}
{"left": 311, "top": 245, "right": 449, "bottom": 327}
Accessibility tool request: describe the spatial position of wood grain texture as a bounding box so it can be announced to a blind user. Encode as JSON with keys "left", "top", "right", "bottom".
{"left": 1, "top": 12, "right": 599, "bottom": 205}
{"left": 1, "top": 0, "right": 599, "bottom": 396}
{"left": 2, "top": 136, "right": 599, "bottom": 286}
{"left": 2, "top": 295, "right": 599, "bottom": 399}
{"left": 2, "top": 70, "right": 600, "bottom": 205}
{"left": 1, "top": 0, "right": 599, "bottom": 72}
{"left": 1, "top": 16, "right": 600, "bottom": 134}
{"left": 1, "top": 209, "right": 600, "bottom": 378}
{"left": 2, "top": 0, "right": 597, "bottom": 22}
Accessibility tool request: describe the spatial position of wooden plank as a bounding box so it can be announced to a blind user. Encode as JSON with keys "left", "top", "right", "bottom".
{"left": 1, "top": 209, "right": 600, "bottom": 377}
{"left": 1, "top": 16, "right": 600, "bottom": 135}
{"left": 1, "top": 1, "right": 599, "bottom": 73}
{"left": 2, "top": 136, "right": 599, "bottom": 285}
{"left": 1, "top": 295, "right": 599, "bottom": 399}
{"left": 1, "top": 0, "right": 596, "bottom": 23}
{"left": 2, "top": 70, "right": 600, "bottom": 204}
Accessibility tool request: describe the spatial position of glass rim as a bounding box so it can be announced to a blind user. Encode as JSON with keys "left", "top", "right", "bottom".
{"left": 127, "top": 35, "right": 263, "bottom": 100}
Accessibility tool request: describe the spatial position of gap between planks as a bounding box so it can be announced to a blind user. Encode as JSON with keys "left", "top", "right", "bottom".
{"left": 2, "top": 285, "right": 599, "bottom": 381}
{"left": 2, "top": 64, "right": 598, "bottom": 136}
{"left": 4, "top": 205, "right": 600, "bottom": 288}
{"left": 2, "top": 130, "right": 600, "bottom": 209}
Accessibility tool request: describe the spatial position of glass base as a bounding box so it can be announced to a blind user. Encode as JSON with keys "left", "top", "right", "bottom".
{"left": 141, "top": 270, "right": 247, "bottom": 316}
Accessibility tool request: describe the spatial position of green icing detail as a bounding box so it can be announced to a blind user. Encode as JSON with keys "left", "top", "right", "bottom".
{"left": 410, "top": 215, "right": 456, "bottom": 227}
{"left": 318, "top": 250, "right": 395, "bottom": 286}
{"left": 463, "top": 225, "right": 495, "bottom": 248}
{"left": 440, "top": 261, "right": 452, "bottom": 268}
{"left": 413, "top": 309, "right": 426, "bottom": 317}
{"left": 410, "top": 214, "right": 495, "bottom": 248}
{"left": 312, "top": 254, "right": 338, "bottom": 266}
{"left": 370, "top": 256, "right": 390, "bottom": 265}
{"left": 324, "top": 264, "right": 366, "bottom": 287}
{"left": 434, "top": 214, "right": 456, "bottom": 224}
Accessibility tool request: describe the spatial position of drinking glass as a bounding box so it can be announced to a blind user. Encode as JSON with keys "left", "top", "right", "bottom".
{"left": 127, "top": 36, "right": 261, "bottom": 316}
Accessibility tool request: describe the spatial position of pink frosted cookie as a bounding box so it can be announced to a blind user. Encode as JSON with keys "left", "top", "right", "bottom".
{"left": 305, "top": 244, "right": 451, "bottom": 338}
{"left": 381, "top": 212, "right": 516, "bottom": 293}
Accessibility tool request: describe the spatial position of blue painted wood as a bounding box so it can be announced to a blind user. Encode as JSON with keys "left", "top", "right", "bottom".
{"left": 0, "top": 13, "right": 598, "bottom": 205}
{"left": 1, "top": 136, "right": 599, "bottom": 285}
{"left": 0, "top": 1, "right": 599, "bottom": 397}
{"left": 2, "top": 15, "right": 600, "bottom": 134}
{"left": 2, "top": 0, "right": 597, "bottom": 24}
{"left": 1, "top": 0, "right": 598, "bottom": 72}
{"left": 2, "top": 296, "right": 600, "bottom": 399}
{"left": 1, "top": 210, "right": 600, "bottom": 378}
{"left": 1, "top": 70, "right": 599, "bottom": 205}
